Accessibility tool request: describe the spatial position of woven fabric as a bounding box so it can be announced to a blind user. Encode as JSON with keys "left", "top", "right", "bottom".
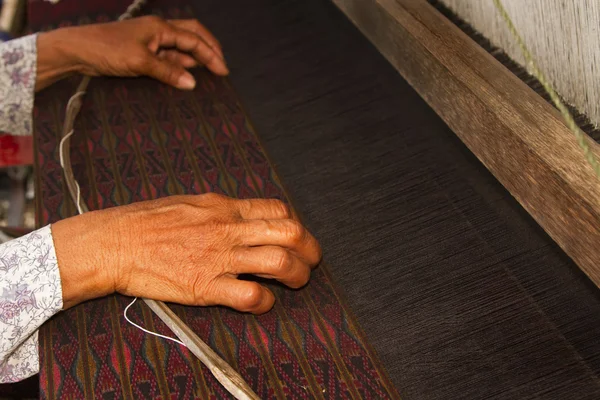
{"left": 31, "top": 0, "right": 600, "bottom": 399}
{"left": 215, "top": 1, "right": 600, "bottom": 399}
{"left": 31, "top": 4, "right": 397, "bottom": 399}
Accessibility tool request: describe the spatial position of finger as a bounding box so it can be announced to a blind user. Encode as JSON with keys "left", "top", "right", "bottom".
{"left": 157, "top": 49, "right": 199, "bottom": 68}
{"left": 290, "top": 208, "right": 301, "bottom": 222}
{"left": 235, "top": 198, "right": 291, "bottom": 220}
{"left": 156, "top": 27, "right": 228, "bottom": 76}
{"left": 232, "top": 246, "right": 311, "bottom": 289}
{"left": 140, "top": 56, "right": 196, "bottom": 90}
{"left": 168, "top": 19, "right": 224, "bottom": 60}
{"left": 239, "top": 219, "right": 322, "bottom": 266}
{"left": 211, "top": 278, "right": 275, "bottom": 314}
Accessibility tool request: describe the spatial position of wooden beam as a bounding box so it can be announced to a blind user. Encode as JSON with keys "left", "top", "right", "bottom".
{"left": 332, "top": 0, "right": 600, "bottom": 285}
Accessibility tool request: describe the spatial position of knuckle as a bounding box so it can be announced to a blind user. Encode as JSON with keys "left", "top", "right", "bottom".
{"left": 230, "top": 247, "right": 245, "bottom": 266}
{"left": 285, "top": 220, "right": 304, "bottom": 243}
{"left": 202, "top": 192, "right": 219, "bottom": 201}
{"left": 271, "top": 248, "right": 292, "bottom": 274}
{"left": 239, "top": 284, "right": 263, "bottom": 311}
{"left": 202, "top": 192, "right": 227, "bottom": 204}
{"left": 273, "top": 200, "right": 291, "bottom": 219}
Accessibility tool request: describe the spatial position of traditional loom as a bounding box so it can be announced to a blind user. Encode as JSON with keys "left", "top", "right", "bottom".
{"left": 22, "top": 0, "right": 600, "bottom": 398}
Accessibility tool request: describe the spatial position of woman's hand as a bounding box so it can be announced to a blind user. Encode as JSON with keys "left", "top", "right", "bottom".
{"left": 36, "top": 16, "right": 228, "bottom": 90}
{"left": 51, "top": 194, "right": 322, "bottom": 313}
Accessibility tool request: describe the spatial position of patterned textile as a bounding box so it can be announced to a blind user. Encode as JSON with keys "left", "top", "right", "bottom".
{"left": 0, "top": 34, "right": 37, "bottom": 135}
{"left": 0, "top": 33, "right": 63, "bottom": 385}
{"left": 0, "top": 225, "right": 62, "bottom": 384}
{"left": 31, "top": 2, "right": 398, "bottom": 399}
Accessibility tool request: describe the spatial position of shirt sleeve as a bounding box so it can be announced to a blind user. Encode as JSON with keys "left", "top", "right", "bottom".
{"left": 0, "top": 34, "right": 37, "bottom": 136}
{"left": 0, "top": 226, "right": 63, "bottom": 383}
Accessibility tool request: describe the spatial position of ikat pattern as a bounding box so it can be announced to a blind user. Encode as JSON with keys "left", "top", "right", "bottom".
{"left": 31, "top": 3, "right": 398, "bottom": 399}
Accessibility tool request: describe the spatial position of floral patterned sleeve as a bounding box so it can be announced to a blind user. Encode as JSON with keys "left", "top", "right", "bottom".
{"left": 0, "top": 33, "right": 66, "bottom": 382}
{"left": 0, "top": 34, "right": 37, "bottom": 136}
{"left": 0, "top": 226, "right": 63, "bottom": 383}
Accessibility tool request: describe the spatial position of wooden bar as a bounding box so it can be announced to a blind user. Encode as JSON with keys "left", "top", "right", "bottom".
{"left": 332, "top": 0, "right": 600, "bottom": 285}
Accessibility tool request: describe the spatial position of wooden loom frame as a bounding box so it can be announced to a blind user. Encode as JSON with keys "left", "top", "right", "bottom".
{"left": 332, "top": 0, "right": 600, "bottom": 287}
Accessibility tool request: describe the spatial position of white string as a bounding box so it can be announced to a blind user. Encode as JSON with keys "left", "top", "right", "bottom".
{"left": 118, "top": 0, "right": 147, "bottom": 21}
{"left": 60, "top": 91, "right": 86, "bottom": 214}
{"left": 60, "top": 126, "right": 185, "bottom": 345}
{"left": 124, "top": 297, "right": 186, "bottom": 346}
{"left": 59, "top": 0, "right": 186, "bottom": 346}
{"left": 58, "top": 129, "right": 83, "bottom": 215}
{"left": 66, "top": 89, "right": 86, "bottom": 110}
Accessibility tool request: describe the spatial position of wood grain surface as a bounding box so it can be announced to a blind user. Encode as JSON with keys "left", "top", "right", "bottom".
{"left": 333, "top": 0, "right": 600, "bottom": 286}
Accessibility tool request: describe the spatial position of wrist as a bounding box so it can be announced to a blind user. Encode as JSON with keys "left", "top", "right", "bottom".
{"left": 51, "top": 210, "right": 121, "bottom": 309}
{"left": 36, "top": 28, "right": 85, "bottom": 90}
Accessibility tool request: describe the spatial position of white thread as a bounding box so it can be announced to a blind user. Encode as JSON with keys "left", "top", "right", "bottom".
{"left": 117, "top": 0, "right": 187, "bottom": 347}
{"left": 60, "top": 91, "right": 86, "bottom": 213}
{"left": 58, "top": 129, "right": 83, "bottom": 215}
{"left": 60, "top": 127, "right": 184, "bottom": 346}
{"left": 118, "top": 0, "right": 147, "bottom": 21}
{"left": 124, "top": 297, "right": 186, "bottom": 346}
{"left": 66, "top": 90, "right": 86, "bottom": 110}
{"left": 60, "top": 0, "right": 185, "bottom": 350}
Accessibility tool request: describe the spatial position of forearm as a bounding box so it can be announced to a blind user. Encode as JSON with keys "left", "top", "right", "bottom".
{"left": 35, "top": 29, "right": 82, "bottom": 91}
{"left": 52, "top": 210, "right": 118, "bottom": 309}
{"left": 0, "top": 209, "right": 122, "bottom": 383}
{"left": 0, "top": 28, "right": 89, "bottom": 135}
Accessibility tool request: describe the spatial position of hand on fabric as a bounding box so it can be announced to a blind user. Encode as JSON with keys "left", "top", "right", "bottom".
{"left": 36, "top": 16, "right": 227, "bottom": 91}
{"left": 51, "top": 194, "right": 322, "bottom": 313}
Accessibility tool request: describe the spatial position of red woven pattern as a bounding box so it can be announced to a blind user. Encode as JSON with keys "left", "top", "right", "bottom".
{"left": 32, "top": 5, "right": 397, "bottom": 396}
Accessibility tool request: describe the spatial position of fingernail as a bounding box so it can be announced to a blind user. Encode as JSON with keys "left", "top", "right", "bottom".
{"left": 178, "top": 74, "right": 196, "bottom": 90}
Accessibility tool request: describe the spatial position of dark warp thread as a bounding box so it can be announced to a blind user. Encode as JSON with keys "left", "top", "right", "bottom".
{"left": 204, "top": 0, "right": 600, "bottom": 399}
{"left": 10, "top": 0, "right": 600, "bottom": 399}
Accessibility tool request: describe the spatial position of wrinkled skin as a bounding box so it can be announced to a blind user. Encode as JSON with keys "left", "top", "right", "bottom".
{"left": 53, "top": 194, "right": 322, "bottom": 313}
{"left": 37, "top": 16, "right": 322, "bottom": 313}
{"left": 36, "top": 16, "right": 228, "bottom": 90}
